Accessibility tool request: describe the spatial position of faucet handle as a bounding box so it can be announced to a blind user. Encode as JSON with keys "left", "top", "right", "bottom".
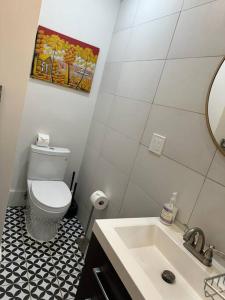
{"left": 203, "top": 245, "right": 214, "bottom": 266}
{"left": 204, "top": 245, "right": 225, "bottom": 266}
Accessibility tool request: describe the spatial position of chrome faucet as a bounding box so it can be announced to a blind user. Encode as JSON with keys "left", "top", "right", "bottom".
{"left": 183, "top": 227, "right": 225, "bottom": 267}
{"left": 183, "top": 227, "right": 205, "bottom": 254}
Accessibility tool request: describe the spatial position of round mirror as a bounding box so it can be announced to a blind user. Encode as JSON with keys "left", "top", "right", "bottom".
{"left": 207, "top": 59, "right": 225, "bottom": 155}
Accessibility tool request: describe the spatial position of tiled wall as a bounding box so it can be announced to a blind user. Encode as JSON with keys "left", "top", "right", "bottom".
{"left": 77, "top": 0, "right": 225, "bottom": 252}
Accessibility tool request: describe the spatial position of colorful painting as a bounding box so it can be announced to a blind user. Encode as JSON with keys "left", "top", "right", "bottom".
{"left": 31, "top": 25, "right": 100, "bottom": 93}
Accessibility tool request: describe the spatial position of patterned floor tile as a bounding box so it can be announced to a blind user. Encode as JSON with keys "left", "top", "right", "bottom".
{"left": 5, "top": 207, "right": 23, "bottom": 219}
{"left": 49, "top": 234, "right": 80, "bottom": 257}
{"left": 52, "top": 253, "right": 83, "bottom": 280}
{"left": 27, "top": 257, "right": 56, "bottom": 281}
{"left": 2, "top": 222, "right": 24, "bottom": 244}
{"left": 57, "top": 275, "right": 79, "bottom": 299}
{"left": 58, "top": 217, "right": 83, "bottom": 239}
{"left": 0, "top": 282, "right": 30, "bottom": 299}
{"left": 23, "top": 236, "right": 51, "bottom": 260}
{"left": 2, "top": 207, "right": 85, "bottom": 299}
{"left": 0, "top": 260, "right": 28, "bottom": 286}
{"left": 29, "top": 277, "right": 61, "bottom": 300}
{"left": 2, "top": 240, "right": 26, "bottom": 263}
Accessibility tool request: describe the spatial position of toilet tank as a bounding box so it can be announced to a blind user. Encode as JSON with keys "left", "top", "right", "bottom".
{"left": 27, "top": 144, "right": 71, "bottom": 181}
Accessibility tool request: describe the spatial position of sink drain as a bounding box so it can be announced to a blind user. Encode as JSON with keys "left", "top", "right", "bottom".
{"left": 161, "top": 270, "right": 176, "bottom": 284}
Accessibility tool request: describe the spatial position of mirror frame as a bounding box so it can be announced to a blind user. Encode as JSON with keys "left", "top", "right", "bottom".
{"left": 206, "top": 57, "right": 225, "bottom": 156}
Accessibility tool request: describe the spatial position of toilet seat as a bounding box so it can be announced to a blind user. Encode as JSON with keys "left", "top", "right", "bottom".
{"left": 30, "top": 180, "right": 71, "bottom": 213}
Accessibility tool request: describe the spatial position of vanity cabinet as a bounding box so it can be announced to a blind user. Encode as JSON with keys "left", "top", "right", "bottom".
{"left": 76, "top": 234, "right": 131, "bottom": 300}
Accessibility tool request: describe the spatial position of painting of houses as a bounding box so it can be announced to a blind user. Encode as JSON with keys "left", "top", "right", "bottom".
{"left": 31, "top": 25, "right": 100, "bottom": 93}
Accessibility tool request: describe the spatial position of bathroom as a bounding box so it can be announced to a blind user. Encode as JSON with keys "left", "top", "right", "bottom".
{"left": 1, "top": 0, "right": 225, "bottom": 299}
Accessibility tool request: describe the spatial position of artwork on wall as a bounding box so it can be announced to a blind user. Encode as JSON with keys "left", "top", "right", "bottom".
{"left": 31, "top": 25, "right": 100, "bottom": 93}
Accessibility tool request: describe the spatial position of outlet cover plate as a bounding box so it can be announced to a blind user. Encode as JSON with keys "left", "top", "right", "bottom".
{"left": 149, "top": 133, "right": 166, "bottom": 156}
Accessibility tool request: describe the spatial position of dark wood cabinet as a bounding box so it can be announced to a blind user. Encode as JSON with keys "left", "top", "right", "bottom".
{"left": 76, "top": 234, "right": 132, "bottom": 300}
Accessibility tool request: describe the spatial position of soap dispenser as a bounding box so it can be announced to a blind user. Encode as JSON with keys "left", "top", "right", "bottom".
{"left": 160, "top": 192, "right": 178, "bottom": 226}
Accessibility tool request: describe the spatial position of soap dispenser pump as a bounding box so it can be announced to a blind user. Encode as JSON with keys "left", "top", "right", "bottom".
{"left": 160, "top": 192, "right": 178, "bottom": 226}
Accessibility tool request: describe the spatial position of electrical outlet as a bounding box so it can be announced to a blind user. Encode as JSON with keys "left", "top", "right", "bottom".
{"left": 149, "top": 133, "right": 166, "bottom": 156}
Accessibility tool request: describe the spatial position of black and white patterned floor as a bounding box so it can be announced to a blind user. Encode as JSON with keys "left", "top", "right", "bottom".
{"left": 0, "top": 207, "right": 84, "bottom": 299}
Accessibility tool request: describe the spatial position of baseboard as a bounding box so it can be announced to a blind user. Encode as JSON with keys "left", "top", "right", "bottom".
{"left": 8, "top": 190, "right": 26, "bottom": 206}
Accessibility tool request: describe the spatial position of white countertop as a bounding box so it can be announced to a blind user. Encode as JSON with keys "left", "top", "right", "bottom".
{"left": 93, "top": 217, "right": 222, "bottom": 300}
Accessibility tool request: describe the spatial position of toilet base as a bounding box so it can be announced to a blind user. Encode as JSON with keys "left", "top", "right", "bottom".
{"left": 25, "top": 207, "right": 59, "bottom": 242}
{"left": 25, "top": 198, "right": 67, "bottom": 242}
{"left": 26, "top": 180, "right": 70, "bottom": 242}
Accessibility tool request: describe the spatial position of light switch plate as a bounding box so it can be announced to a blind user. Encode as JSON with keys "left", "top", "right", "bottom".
{"left": 149, "top": 133, "right": 166, "bottom": 156}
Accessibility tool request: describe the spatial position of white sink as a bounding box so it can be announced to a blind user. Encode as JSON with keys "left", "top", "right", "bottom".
{"left": 93, "top": 218, "right": 223, "bottom": 300}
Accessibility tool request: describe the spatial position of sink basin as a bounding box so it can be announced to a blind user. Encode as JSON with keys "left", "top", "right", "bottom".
{"left": 93, "top": 218, "right": 222, "bottom": 300}
{"left": 116, "top": 224, "right": 203, "bottom": 299}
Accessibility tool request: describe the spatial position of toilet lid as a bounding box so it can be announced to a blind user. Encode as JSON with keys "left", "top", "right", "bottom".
{"left": 31, "top": 181, "right": 72, "bottom": 212}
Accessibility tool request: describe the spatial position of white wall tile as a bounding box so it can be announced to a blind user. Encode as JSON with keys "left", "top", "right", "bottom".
{"left": 126, "top": 14, "right": 179, "bottom": 60}
{"left": 142, "top": 105, "right": 216, "bottom": 174}
{"left": 107, "top": 29, "right": 131, "bottom": 62}
{"left": 155, "top": 57, "right": 222, "bottom": 113}
{"left": 76, "top": 147, "right": 100, "bottom": 210}
{"left": 183, "top": 0, "right": 216, "bottom": 10}
{"left": 91, "top": 157, "right": 129, "bottom": 218}
{"left": 93, "top": 92, "right": 115, "bottom": 124}
{"left": 115, "top": 0, "right": 139, "bottom": 31}
{"left": 77, "top": 201, "right": 90, "bottom": 229}
{"left": 101, "top": 62, "right": 121, "bottom": 94}
{"left": 108, "top": 96, "right": 150, "bottom": 140}
{"left": 120, "top": 181, "right": 161, "bottom": 218}
{"left": 189, "top": 179, "right": 225, "bottom": 255}
{"left": 117, "top": 60, "right": 164, "bottom": 102}
{"left": 135, "top": 0, "right": 183, "bottom": 24}
{"left": 208, "top": 150, "right": 225, "bottom": 187}
{"left": 169, "top": 0, "right": 225, "bottom": 58}
{"left": 101, "top": 128, "right": 139, "bottom": 175}
{"left": 131, "top": 145, "right": 204, "bottom": 223}
{"left": 78, "top": 0, "right": 225, "bottom": 231}
{"left": 87, "top": 120, "right": 106, "bottom": 153}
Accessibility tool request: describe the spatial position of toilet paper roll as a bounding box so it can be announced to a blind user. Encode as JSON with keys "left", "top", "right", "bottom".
{"left": 36, "top": 133, "right": 50, "bottom": 147}
{"left": 90, "top": 190, "right": 108, "bottom": 210}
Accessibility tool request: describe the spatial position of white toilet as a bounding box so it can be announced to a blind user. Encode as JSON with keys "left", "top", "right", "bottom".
{"left": 26, "top": 144, "right": 72, "bottom": 241}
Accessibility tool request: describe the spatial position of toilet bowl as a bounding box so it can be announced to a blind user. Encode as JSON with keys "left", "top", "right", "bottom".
{"left": 26, "top": 144, "right": 71, "bottom": 241}
{"left": 26, "top": 180, "right": 71, "bottom": 241}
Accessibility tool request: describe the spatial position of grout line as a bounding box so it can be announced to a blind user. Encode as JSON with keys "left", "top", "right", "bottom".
{"left": 205, "top": 149, "right": 217, "bottom": 177}
{"left": 106, "top": 54, "right": 224, "bottom": 64}
{"left": 186, "top": 176, "right": 207, "bottom": 226}
{"left": 140, "top": 0, "right": 184, "bottom": 142}
{"left": 182, "top": 0, "right": 218, "bottom": 11}
{"left": 117, "top": 148, "right": 140, "bottom": 217}
{"left": 113, "top": 0, "right": 218, "bottom": 34}
{"left": 186, "top": 149, "right": 217, "bottom": 225}
{"left": 162, "top": 153, "right": 206, "bottom": 177}
{"left": 116, "top": 0, "right": 142, "bottom": 35}
{"left": 81, "top": 89, "right": 117, "bottom": 228}
{"left": 139, "top": 141, "right": 207, "bottom": 177}
{"left": 115, "top": 11, "right": 181, "bottom": 33}
{"left": 99, "top": 90, "right": 209, "bottom": 116}
{"left": 206, "top": 176, "right": 225, "bottom": 188}
{"left": 106, "top": 0, "right": 147, "bottom": 216}
{"left": 153, "top": 103, "right": 205, "bottom": 115}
